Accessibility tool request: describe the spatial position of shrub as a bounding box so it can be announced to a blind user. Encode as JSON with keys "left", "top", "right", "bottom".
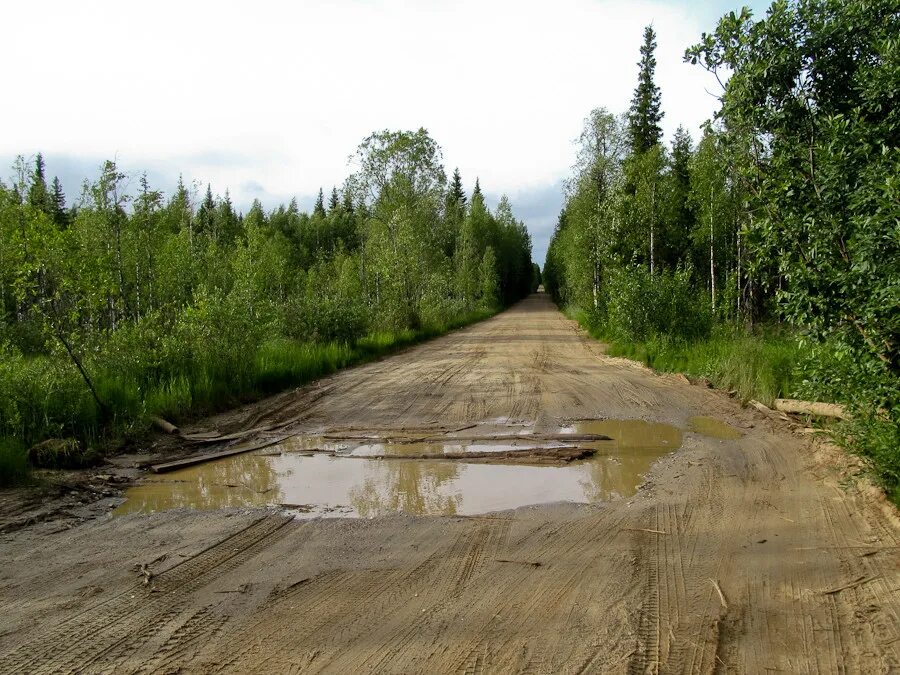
{"left": 0, "top": 437, "right": 29, "bottom": 486}
{"left": 604, "top": 264, "right": 711, "bottom": 343}
{"left": 27, "top": 438, "right": 101, "bottom": 469}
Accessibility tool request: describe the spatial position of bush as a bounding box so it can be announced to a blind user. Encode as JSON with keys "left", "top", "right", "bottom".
{"left": 0, "top": 341, "right": 96, "bottom": 446}
{"left": 0, "top": 437, "right": 29, "bottom": 486}
{"left": 604, "top": 264, "right": 711, "bottom": 343}
{"left": 27, "top": 438, "right": 101, "bottom": 469}
{"left": 797, "top": 336, "right": 900, "bottom": 500}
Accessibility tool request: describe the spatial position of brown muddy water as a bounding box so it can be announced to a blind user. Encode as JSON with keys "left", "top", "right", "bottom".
{"left": 116, "top": 419, "right": 690, "bottom": 518}
{"left": 688, "top": 416, "right": 743, "bottom": 440}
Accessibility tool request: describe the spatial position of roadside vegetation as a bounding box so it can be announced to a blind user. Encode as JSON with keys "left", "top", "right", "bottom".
{"left": 545, "top": 1, "right": 899, "bottom": 501}
{"left": 0, "top": 131, "right": 534, "bottom": 482}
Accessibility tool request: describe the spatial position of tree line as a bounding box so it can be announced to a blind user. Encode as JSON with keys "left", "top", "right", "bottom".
{"left": 0, "top": 129, "right": 534, "bottom": 466}
{"left": 544, "top": 0, "right": 898, "bottom": 499}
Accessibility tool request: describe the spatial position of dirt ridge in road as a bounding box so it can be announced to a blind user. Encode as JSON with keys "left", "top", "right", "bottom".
{"left": 0, "top": 293, "right": 897, "bottom": 673}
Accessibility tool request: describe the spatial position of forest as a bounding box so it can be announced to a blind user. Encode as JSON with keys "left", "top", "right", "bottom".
{"left": 0, "top": 130, "right": 534, "bottom": 481}
{"left": 544, "top": 0, "right": 899, "bottom": 500}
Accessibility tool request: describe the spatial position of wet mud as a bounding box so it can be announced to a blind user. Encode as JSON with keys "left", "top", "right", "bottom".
{"left": 116, "top": 419, "right": 681, "bottom": 517}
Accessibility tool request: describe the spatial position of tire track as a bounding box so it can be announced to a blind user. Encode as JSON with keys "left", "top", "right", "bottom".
{"left": 0, "top": 515, "right": 293, "bottom": 674}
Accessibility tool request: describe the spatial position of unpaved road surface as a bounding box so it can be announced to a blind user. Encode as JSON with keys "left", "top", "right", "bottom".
{"left": 1, "top": 294, "right": 898, "bottom": 673}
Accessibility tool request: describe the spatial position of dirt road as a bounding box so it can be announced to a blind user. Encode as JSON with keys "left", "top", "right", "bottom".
{"left": 1, "top": 293, "right": 898, "bottom": 673}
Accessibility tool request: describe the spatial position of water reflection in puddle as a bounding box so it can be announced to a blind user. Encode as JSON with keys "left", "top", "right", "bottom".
{"left": 116, "top": 419, "right": 685, "bottom": 518}
{"left": 688, "top": 416, "right": 743, "bottom": 440}
{"left": 560, "top": 419, "right": 683, "bottom": 453}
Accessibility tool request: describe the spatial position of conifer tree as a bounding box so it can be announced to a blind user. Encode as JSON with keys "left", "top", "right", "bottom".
{"left": 328, "top": 187, "right": 340, "bottom": 213}
{"left": 628, "top": 25, "right": 664, "bottom": 153}
{"left": 50, "top": 176, "right": 69, "bottom": 228}
{"left": 448, "top": 168, "right": 466, "bottom": 208}
{"left": 663, "top": 126, "right": 694, "bottom": 266}
{"left": 196, "top": 184, "right": 216, "bottom": 239}
{"left": 314, "top": 188, "right": 326, "bottom": 217}
{"left": 341, "top": 187, "right": 354, "bottom": 214}
{"left": 217, "top": 189, "right": 240, "bottom": 244}
{"left": 28, "top": 153, "right": 51, "bottom": 213}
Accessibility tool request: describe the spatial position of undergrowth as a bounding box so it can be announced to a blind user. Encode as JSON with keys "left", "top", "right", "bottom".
{"left": 0, "top": 307, "right": 497, "bottom": 486}
{"left": 0, "top": 438, "right": 29, "bottom": 487}
{"left": 566, "top": 306, "right": 799, "bottom": 406}
{"left": 566, "top": 305, "right": 900, "bottom": 506}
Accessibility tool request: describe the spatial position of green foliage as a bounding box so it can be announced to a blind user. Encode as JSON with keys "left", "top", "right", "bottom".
{"left": 603, "top": 324, "right": 799, "bottom": 406}
{"left": 0, "top": 437, "right": 29, "bottom": 487}
{"left": 629, "top": 25, "right": 664, "bottom": 153}
{"left": 550, "top": 2, "right": 898, "bottom": 501}
{"left": 0, "top": 131, "right": 532, "bottom": 466}
{"left": 603, "top": 265, "right": 711, "bottom": 343}
{"left": 479, "top": 246, "right": 500, "bottom": 309}
{"left": 253, "top": 339, "right": 354, "bottom": 393}
{"left": 28, "top": 438, "right": 101, "bottom": 470}
{"left": 530, "top": 263, "right": 542, "bottom": 292}
{"left": 687, "top": 0, "right": 899, "bottom": 497}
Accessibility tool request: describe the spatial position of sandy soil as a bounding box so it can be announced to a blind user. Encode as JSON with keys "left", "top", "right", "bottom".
{"left": 0, "top": 293, "right": 898, "bottom": 673}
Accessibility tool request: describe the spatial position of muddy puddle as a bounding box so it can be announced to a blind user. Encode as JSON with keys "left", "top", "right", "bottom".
{"left": 116, "top": 419, "right": 685, "bottom": 518}
{"left": 688, "top": 416, "right": 743, "bottom": 440}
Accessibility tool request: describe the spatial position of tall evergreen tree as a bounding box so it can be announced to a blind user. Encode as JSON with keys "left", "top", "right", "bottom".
{"left": 50, "top": 176, "right": 69, "bottom": 228}
{"left": 328, "top": 187, "right": 340, "bottom": 213}
{"left": 313, "top": 188, "right": 326, "bottom": 217}
{"left": 448, "top": 168, "right": 466, "bottom": 208}
{"left": 196, "top": 184, "right": 216, "bottom": 239}
{"left": 27, "top": 153, "right": 50, "bottom": 213}
{"left": 663, "top": 125, "right": 694, "bottom": 266}
{"left": 628, "top": 25, "right": 664, "bottom": 153}
{"left": 217, "top": 189, "right": 240, "bottom": 244}
{"left": 341, "top": 187, "right": 354, "bottom": 213}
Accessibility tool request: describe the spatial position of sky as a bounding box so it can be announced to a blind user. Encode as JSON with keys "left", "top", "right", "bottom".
{"left": 1, "top": 0, "right": 771, "bottom": 265}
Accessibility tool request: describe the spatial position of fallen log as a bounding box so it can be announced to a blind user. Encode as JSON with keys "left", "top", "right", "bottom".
{"left": 150, "top": 434, "right": 295, "bottom": 473}
{"left": 749, "top": 400, "right": 774, "bottom": 415}
{"left": 151, "top": 417, "right": 180, "bottom": 435}
{"left": 365, "top": 446, "right": 596, "bottom": 465}
{"left": 774, "top": 398, "right": 850, "bottom": 420}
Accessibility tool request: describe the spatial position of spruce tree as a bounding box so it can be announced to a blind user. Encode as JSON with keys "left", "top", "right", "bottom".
{"left": 217, "top": 189, "right": 240, "bottom": 244}
{"left": 628, "top": 25, "right": 664, "bottom": 153}
{"left": 28, "top": 153, "right": 51, "bottom": 213}
{"left": 50, "top": 176, "right": 69, "bottom": 228}
{"left": 313, "top": 188, "right": 326, "bottom": 217}
{"left": 664, "top": 126, "right": 694, "bottom": 266}
{"left": 196, "top": 184, "right": 216, "bottom": 239}
{"left": 449, "top": 168, "right": 466, "bottom": 207}
{"left": 329, "top": 187, "right": 340, "bottom": 213}
{"left": 341, "top": 187, "right": 354, "bottom": 213}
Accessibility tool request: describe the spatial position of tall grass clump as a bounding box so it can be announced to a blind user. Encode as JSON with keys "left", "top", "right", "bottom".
{"left": 0, "top": 438, "right": 30, "bottom": 487}
{"left": 563, "top": 265, "right": 800, "bottom": 406}
{"left": 0, "top": 300, "right": 503, "bottom": 488}
{"left": 605, "top": 326, "right": 799, "bottom": 405}
{"left": 253, "top": 339, "right": 354, "bottom": 392}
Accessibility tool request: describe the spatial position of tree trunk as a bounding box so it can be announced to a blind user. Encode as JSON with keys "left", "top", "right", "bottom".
{"left": 709, "top": 191, "right": 716, "bottom": 313}
{"left": 47, "top": 304, "right": 106, "bottom": 417}
{"left": 650, "top": 180, "right": 656, "bottom": 277}
{"left": 736, "top": 229, "right": 741, "bottom": 317}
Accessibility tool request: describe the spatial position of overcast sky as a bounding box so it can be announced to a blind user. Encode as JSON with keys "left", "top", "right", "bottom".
{"left": 2, "top": 0, "right": 770, "bottom": 265}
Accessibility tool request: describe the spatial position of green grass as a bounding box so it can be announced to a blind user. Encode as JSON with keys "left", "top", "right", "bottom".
{"left": 565, "top": 307, "right": 800, "bottom": 406}
{"left": 0, "top": 306, "right": 500, "bottom": 487}
{"left": 0, "top": 438, "right": 29, "bottom": 487}
{"left": 566, "top": 305, "right": 900, "bottom": 508}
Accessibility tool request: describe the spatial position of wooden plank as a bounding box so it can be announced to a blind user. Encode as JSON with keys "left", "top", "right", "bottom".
{"left": 150, "top": 434, "right": 295, "bottom": 473}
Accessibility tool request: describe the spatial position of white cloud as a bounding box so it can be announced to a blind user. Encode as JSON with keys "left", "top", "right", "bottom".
{"left": 2, "top": 0, "right": 760, "bottom": 262}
